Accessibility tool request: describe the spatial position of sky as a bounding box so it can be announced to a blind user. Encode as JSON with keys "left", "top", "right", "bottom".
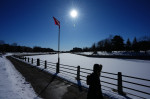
{"left": 0, "top": 0, "right": 150, "bottom": 51}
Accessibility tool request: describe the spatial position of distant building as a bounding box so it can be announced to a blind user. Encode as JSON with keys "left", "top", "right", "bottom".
{"left": 70, "top": 47, "right": 83, "bottom": 52}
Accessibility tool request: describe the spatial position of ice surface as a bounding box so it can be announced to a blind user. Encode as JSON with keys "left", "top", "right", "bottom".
{"left": 27, "top": 53, "right": 150, "bottom": 79}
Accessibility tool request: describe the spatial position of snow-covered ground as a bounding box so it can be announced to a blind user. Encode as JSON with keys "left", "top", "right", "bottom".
{"left": 26, "top": 53, "right": 150, "bottom": 99}
{"left": 0, "top": 56, "right": 40, "bottom": 99}
{"left": 76, "top": 51, "right": 150, "bottom": 56}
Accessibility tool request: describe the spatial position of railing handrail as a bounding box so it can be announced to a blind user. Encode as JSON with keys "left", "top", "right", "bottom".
{"left": 80, "top": 70, "right": 91, "bottom": 74}
{"left": 101, "top": 76, "right": 117, "bottom": 81}
{"left": 80, "top": 67, "right": 93, "bottom": 71}
{"left": 60, "top": 66, "right": 77, "bottom": 71}
{"left": 122, "top": 80, "right": 150, "bottom": 88}
{"left": 60, "top": 63, "right": 77, "bottom": 68}
{"left": 47, "top": 66, "right": 55, "bottom": 70}
{"left": 101, "top": 80, "right": 118, "bottom": 86}
{"left": 122, "top": 74, "right": 150, "bottom": 82}
{"left": 60, "top": 69, "right": 77, "bottom": 76}
{"left": 125, "top": 92, "right": 146, "bottom": 99}
{"left": 123, "top": 86, "right": 150, "bottom": 95}
{"left": 47, "top": 61, "right": 56, "bottom": 64}
{"left": 47, "top": 64, "right": 56, "bottom": 67}
{"left": 101, "top": 71, "right": 118, "bottom": 75}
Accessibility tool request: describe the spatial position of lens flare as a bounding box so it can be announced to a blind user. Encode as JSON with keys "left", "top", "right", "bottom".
{"left": 70, "top": 10, "right": 78, "bottom": 18}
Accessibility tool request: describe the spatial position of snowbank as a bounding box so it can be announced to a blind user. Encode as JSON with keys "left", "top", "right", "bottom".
{"left": 0, "top": 56, "right": 40, "bottom": 99}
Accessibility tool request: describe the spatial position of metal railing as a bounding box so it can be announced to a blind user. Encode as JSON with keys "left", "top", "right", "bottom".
{"left": 17, "top": 56, "right": 150, "bottom": 99}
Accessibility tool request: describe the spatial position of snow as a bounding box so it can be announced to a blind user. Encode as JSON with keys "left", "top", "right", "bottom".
{"left": 0, "top": 56, "right": 40, "bottom": 99}
{"left": 26, "top": 53, "right": 150, "bottom": 99}
{"left": 77, "top": 51, "right": 150, "bottom": 56}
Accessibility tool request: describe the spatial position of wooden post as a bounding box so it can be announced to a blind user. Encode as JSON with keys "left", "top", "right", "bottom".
{"left": 77, "top": 66, "right": 80, "bottom": 80}
{"left": 32, "top": 58, "right": 33, "bottom": 64}
{"left": 28, "top": 57, "right": 29, "bottom": 62}
{"left": 118, "top": 72, "right": 123, "bottom": 95}
{"left": 45, "top": 60, "right": 47, "bottom": 69}
{"left": 56, "top": 62, "right": 59, "bottom": 73}
{"left": 37, "top": 59, "right": 40, "bottom": 66}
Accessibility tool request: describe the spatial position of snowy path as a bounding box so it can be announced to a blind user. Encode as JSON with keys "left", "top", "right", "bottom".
{"left": 0, "top": 56, "right": 39, "bottom": 99}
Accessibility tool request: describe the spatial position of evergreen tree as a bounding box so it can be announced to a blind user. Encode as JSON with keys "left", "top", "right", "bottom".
{"left": 126, "top": 38, "right": 131, "bottom": 51}
{"left": 97, "top": 40, "right": 105, "bottom": 51}
{"left": 97, "top": 35, "right": 112, "bottom": 52}
{"left": 139, "top": 41, "right": 149, "bottom": 53}
{"left": 83, "top": 47, "right": 89, "bottom": 52}
{"left": 111, "top": 35, "right": 124, "bottom": 51}
{"left": 132, "top": 37, "right": 139, "bottom": 52}
{"left": 91, "top": 43, "right": 97, "bottom": 54}
{"left": 104, "top": 39, "right": 112, "bottom": 52}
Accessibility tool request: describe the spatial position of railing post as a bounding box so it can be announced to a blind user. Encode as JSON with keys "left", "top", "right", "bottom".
{"left": 77, "top": 66, "right": 80, "bottom": 80}
{"left": 45, "top": 60, "right": 47, "bottom": 69}
{"left": 25, "top": 57, "right": 26, "bottom": 61}
{"left": 28, "top": 57, "right": 29, "bottom": 62}
{"left": 56, "top": 62, "right": 59, "bottom": 73}
{"left": 118, "top": 72, "right": 123, "bottom": 95}
{"left": 37, "top": 58, "right": 40, "bottom": 66}
{"left": 32, "top": 58, "right": 33, "bottom": 64}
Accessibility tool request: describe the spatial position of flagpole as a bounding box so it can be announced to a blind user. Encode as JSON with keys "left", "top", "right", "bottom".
{"left": 53, "top": 16, "right": 60, "bottom": 73}
{"left": 58, "top": 26, "right": 60, "bottom": 70}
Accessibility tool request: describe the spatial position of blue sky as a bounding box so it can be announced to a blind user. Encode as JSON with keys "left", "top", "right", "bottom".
{"left": 0, "top": 0, "right": 150, "bottom": 51}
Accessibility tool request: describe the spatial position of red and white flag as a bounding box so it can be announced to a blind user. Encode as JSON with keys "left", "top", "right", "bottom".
{"left": 53, "top": 17, "right": 60, "bottom": 28}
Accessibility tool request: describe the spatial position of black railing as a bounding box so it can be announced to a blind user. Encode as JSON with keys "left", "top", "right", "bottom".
{"left": 16, "top": 56, "right": 150, "bottom": 99}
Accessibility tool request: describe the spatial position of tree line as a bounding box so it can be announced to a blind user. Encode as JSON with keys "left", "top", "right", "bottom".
{"left": 0, "top": 41, "right": 54, "bottom": 52}
{"left": 70, "top": 35, "right": 150, "bottom": 53}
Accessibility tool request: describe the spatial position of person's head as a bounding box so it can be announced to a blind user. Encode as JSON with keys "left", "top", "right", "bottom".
{"left": 93, "top": 64, "right": 102, "bottom": 76}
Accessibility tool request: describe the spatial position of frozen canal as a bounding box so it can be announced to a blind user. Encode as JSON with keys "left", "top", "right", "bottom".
{"left": 28, "top": 53, "right": 150, "bottom": 79}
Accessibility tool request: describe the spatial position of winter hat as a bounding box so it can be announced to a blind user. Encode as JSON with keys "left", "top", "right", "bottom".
{"left": 93, "top": 64, "right": 102, "bottom": 73}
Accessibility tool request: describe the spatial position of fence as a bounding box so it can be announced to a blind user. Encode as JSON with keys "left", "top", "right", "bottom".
{"left": 18, "top": 56, "right": 150, "bottom": 99}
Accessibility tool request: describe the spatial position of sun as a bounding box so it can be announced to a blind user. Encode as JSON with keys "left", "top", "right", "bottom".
{"left": 70, "top": 10, "right": 78, "bottom": 18}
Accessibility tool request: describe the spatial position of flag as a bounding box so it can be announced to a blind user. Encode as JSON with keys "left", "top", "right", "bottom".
{"left": 53, "top": 17, "right": 60, "bottom": 28}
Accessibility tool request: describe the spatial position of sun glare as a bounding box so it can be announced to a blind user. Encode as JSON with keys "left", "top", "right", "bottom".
{"left": 70, "top": 10, "right": 78, "bottom": 18}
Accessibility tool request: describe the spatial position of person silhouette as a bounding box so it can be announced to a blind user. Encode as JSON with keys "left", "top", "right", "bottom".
{"left": 87, "top": 64, "right": 103, "bottom": 99}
